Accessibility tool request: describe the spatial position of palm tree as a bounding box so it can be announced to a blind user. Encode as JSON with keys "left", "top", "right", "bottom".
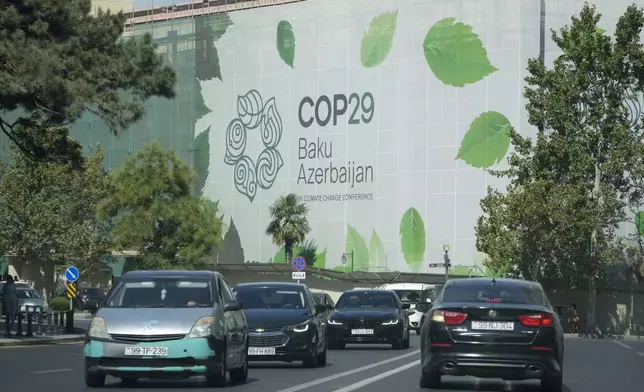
{"left": 266, "top": 193, "right": 311, "bottom": 263}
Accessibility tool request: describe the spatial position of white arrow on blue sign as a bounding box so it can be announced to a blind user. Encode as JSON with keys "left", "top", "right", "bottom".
{"left": 65, "top": 266, "right": 80, "bottom": 283}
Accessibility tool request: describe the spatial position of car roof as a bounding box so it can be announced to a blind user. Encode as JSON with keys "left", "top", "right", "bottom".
{"left": 342, "top": 289, "right": 397, "bottom": 295}
{"left": 382, "top": 283, "right": 436, "bottom": 289}
{"left": 235, "top": 282, "right": 307, "bottom": 289}
{"left": 446, "top": 277, "right": 541, "bottom": 289}
{"left": 120, "top": 270, "right": 219, "bottom": 280}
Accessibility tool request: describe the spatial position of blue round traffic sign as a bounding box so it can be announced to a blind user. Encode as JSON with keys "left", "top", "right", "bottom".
{"left": 65, "top": 266, "right": 80, "bottom": 283}
{"left": 292, "top": 256, "right": 306, "bottom": 271}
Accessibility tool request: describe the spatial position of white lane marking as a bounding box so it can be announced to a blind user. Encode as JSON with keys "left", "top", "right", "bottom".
{"left": 332, "top": 360, "right": 419, "bottom": 392}
{"left": 275, "top": 349, "right": 420, "bottom": 392}
{"left": 31, "top": 368, "right": 72, "bottom": 374}
{"left": 613, "top": 341, "right": 631, "bottom": 349}
{"left": 637, "top": 352, "right": 644, "bottom": 357}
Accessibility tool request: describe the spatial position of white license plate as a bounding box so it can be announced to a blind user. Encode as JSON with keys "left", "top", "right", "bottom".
{"left": 124, "top": 346, "right": 168, "bottom": 356}
{"left": 471, "top": 321, "right": 515, "bottom": 331}
{"left": 248, "top": 347, "right": 276, "bottom": 355}
{"left": 351, "top": 329, "right": 374, "bottom": 335}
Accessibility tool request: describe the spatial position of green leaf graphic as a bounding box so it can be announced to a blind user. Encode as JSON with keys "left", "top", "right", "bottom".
{"left": 193, "top": 127, "right": 210, "bottom": 195}
{"left": 423, "top": 18, "right": 498, "bottom": 87}
{"left": 333, "top": 265, "right": 351, "bottom": 272}
{"left": 276, "top": 21, "right": 296, "bottom": 68}
{"left": 361, "top": 10, "right": 398, "bottom": 68}
{"left": 346, "top": 224, "right": 370, "bottom": 271}
{"left": 456, "top": 111, "right": 512, "bottom": 169}
{"left": 399, "top": 207, "right": 426, "bottom": 273}
{"left": 194, "top": 79, "right": 211, "bottom": 120}
{"left": 269, "top": 246, "right": 304, "bottom": 263}
{"left": 369, "top": 231, "right": 386, "bottom": 269}
{"left": 316, "top": 247, "right": 327, "bottom": 269}
{"left": 195, "top": 14, "right": 232, "bottom": 81}
{"left": 636, "top": 211, "right": 644, "bottom": 235}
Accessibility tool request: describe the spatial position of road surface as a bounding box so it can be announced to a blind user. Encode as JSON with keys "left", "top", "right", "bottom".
{"left": 0, "top": 335, "right": 643, "bottom": 391}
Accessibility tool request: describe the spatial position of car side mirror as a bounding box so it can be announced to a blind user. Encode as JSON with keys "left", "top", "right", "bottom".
{"left": 224, "top": 300, "right": 243, "bottom": 312}
{"left": 415, "top": 303, "right": 431, "bottom": 313}
{"left": 325, "top": 304, "right": 334, "bottom": 310}
{"left": 401, "top": 303, "right": 411, "bottom": 310}
{"left": 314, "top": 304, "right": 328, "bottom": 314}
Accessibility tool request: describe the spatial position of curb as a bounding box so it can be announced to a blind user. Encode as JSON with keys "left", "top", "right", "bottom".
{"left": 0, "top": 335, "right": 85, "bottom": 347}
{"left": 565, "top": 333, "right": 644, "bottom": 341}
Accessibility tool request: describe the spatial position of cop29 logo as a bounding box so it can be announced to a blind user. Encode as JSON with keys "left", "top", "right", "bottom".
{"left": 224, "top": 90, "right": 284, "bottom": 202}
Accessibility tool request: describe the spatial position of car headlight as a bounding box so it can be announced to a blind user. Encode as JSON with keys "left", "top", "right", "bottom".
{"left": 381, "top": 319, "right": 400, "bottom": 325}
{"left": 328, "top": 319, "right": 343, "bottom": 325}
{"left": 88, "top": 316, "right": 110, "bottom": 339}
{"left": 186, "top": 317, "right": 215, "bottom": 338}
{"left": 286, "top": 322, "right": 310, "bottom": 332}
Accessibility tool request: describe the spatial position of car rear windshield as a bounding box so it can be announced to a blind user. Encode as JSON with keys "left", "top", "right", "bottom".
{"left": 393, "top": 290, "right": 422, "bottom": 304}
{"left": 82, "top": 289, "right": 104, "bottom": 296}
{"left": 234, "top": 286, "right": 307, "bottom": 309}
{"left": 336, "top": 292, "right": 397, "bottom": 309}
{"left": 441, "top": 281, "right": 546, "bottom": 305}
{"left": 105, "top": 278, "right": 214, "bottom": 308}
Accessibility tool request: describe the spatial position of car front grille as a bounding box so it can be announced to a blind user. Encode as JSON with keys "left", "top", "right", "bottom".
{"left": 345, "top": 320, "right": 380, "bottom": 330}
{"left": 110, "top": 334, "right": 185, "bottom": 342}
{"left": 249, "top": 332, "right": 288, "bottom": 347}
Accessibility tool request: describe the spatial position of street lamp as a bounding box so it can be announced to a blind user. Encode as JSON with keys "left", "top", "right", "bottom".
{"left": 341, "top": 251, "right": 354, "bottom": 272}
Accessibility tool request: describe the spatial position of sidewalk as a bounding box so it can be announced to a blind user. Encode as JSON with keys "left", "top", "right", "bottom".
{"left": 565, "top": 333, "right": 644, "bottom": 341}
{"left": 0, "top": 334, "right": 85, "bottom": 347}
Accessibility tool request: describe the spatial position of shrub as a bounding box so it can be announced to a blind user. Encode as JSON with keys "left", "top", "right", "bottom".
{"left": 49, "top": 296, "right": 71, "bottom": 311}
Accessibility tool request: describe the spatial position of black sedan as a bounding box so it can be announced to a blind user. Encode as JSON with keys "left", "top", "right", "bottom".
{"left": 326, "top": 289, "right": 411, "bottom": 350}
{"left": 416, "top": 278, "right": 564, "bottom": 392}
{"left": 233, "top": 282, "right": 331, "bottom": 368}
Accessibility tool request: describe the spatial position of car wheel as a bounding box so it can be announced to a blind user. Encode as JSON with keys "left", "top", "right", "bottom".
{"left": 120, "top": 377, "right": 137, "bottom": 386}
{"left": 205, "top": 353, "right": 227, "bottom": 387}
{"left": 392, "top": 338, "right": 404, "bottom": 350}
{"left": 229, "top": 349, "right": 248, "bottom": 384}
{"left": 541, "top": 371, "right": 563, "bottom": 392}
{"left": 419, "top": 369, "right": 441, "bottom": 389}
{"left": 317, "top": 341, "right": 328, "bottom": 366}
{"left": 303, "top": 336, "right": 320, "bottom": 368}
{"left": 84, "top": 369, "right": 105, "bottom": 388}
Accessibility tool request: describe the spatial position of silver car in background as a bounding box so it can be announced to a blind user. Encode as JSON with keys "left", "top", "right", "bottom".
{"left": 16, "top": 287, "right": 48, "bottom": 317}
{"left": 83, "top": 270, "right": 248, "bottom": 388}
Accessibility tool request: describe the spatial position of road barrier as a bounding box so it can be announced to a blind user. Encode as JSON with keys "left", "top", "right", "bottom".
{"left": 3, "top": 306, "right": 75, "bottom": 338}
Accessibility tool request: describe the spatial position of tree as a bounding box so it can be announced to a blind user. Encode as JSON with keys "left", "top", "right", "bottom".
{"left": 475, "top": 4, "right": 644, "bottom": 333}
{"left": 0, "top": 0, "right": 175, "bottom": 162}
{"left": 266, "top": 193, "right": 311, "bottom": 263}
{"left": 99, "top": 142, "right": 223, "bottom": 270}
{"left": 0, "top": 126, "right": 112, "bottom": 298}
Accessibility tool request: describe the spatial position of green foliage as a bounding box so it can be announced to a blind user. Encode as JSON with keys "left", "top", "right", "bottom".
{"left": 0, "top": 0, "right": 175, "bottom": 161}
{"left": 266, "top": 193, "right": 311, "bottom": 264}
{"left": 49, "top": 296, "right": 70, "bottom": 311}
{"left": 423, "top": 18, "right": 497, "bottom": 87}
{"left": 635, "top": 211, "right": 644, "bottom": 236}
{"left": 0, "top": 127, "right": 112, "bottom": 292}
{"left": 276, "top": 21, "right": 296, "bottom": 68}
{"left": 399, "top": 207, "right": 426, "bottom": 272}
{"left": 361, "top": 10, "right": 398, "bottom": 68}
{"left": 296, "top": 239, "right": 318, "bottom": 267}
{"left": 99, "top": 142, "right": 223, "bottom": 270}
{"left": 345, "top": 224, "right": 370, "bottom": 271}
{"left": 475, "top": 4, "right": 644, "bottom": 289}
{"left": 456, "top": 111, "right": 512, "bottom": 169}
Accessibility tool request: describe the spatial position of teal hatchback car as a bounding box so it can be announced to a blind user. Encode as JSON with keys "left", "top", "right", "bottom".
{"left": 84, "top": 270, "right": 248, "bottom": 387}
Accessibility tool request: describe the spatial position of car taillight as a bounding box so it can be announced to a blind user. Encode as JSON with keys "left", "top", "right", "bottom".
{"left": 519, "top": 313, "right": 553, "bottom": 327}
{"left": 431, "top": 310, "right": 468, "bottom": 325}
